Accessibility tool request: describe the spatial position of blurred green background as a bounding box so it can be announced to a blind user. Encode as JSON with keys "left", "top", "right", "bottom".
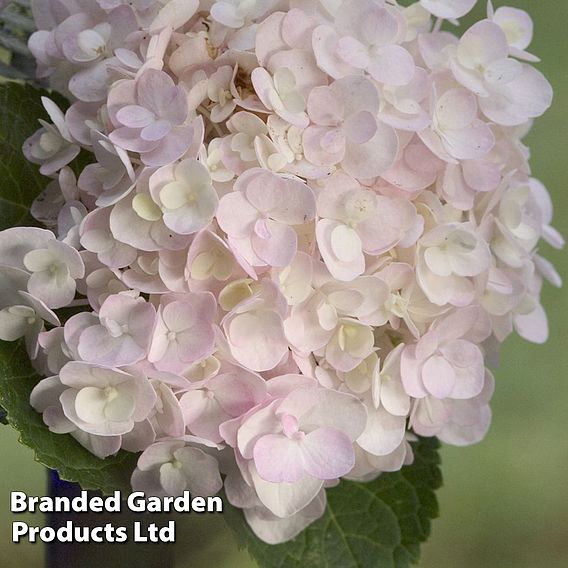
{"left": 1, "top": 1, "right": 566, "bottom": 567}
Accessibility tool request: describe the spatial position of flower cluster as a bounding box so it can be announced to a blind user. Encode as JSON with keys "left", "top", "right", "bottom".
{"left": 0, "top": 0, "right": 562, "bottom": 544}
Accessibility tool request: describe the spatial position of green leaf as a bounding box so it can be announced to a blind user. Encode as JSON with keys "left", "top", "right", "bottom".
{"left": 224, "top": 437, "right": 441, "bottom": 568}
{"left": 0, "top": 7, "right": 37, "bottom": 34}
{"left": 0, "top": 82, "right": 56, "bottom": 230}
{"left": 0, "top": 339, "right": 138, "bottom": 494}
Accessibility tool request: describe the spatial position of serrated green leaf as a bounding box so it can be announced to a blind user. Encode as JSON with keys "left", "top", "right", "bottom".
{"left": 225, "top": 437, "right": 441, "bottom": 568}
{"left": 0, "top": 339, "right": 138, "bottom": 494}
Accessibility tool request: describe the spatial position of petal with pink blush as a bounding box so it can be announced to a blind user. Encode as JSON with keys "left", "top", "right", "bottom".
{"left": 153, "top": 383, "right": 185, "bottom": 438}
{"left": 182, "top": 394, "right": 230, "bottom": 443}
{"left": 141, "top": 120, "right": 172, "bottom": 142}
{"left": 240, "top": 170, "right": 283, "bottom": 213}
{"left": 263, "top": 181, "right": 316, "bottom": 226}
{"left": 401, "top": 346, "right": 429, "bottom": 399}
{"left": 457, "top": 20, "right": 510, "bottom": 69}
{"left": 420, "top": 0, "right": 477, "bottom": 19}
{"left": 514, "top": 303, "right": 549, "bottom": 345}
{"left": 368, "top": 45, "right": 415, "bottom": 86}
{"left": 301, "top": 427, "right": 354, "bottom": 480}
{"left": 138, "top": 441, "right": 181, "bottom": 471}
{"left": 342, "top": 122, "right": 399, "bottom": 179}
{"left": 150, "top": 0, "right": 199, "bottom": 33}
{"left": 251, "top": 464, "right": 323, "bottom": 518}
{"left": 243, "top": 490, "right": 326, "bottom": 545}
{"left": 441, "top": 339, "right": 481, "bottom": 369}
{"left": 462, "top": 160, "right": 501, "bottom": 192}
{"left": 441, "top": 121, "right": 495, "bottom": 161}
{"left": 357, "top": 408, "right": 406, "bottom": 457}
{"left": 78, "top": 325, "right": 144, "bottom": 367}
{"left": 253, "top": 221, "right": 297, "bottom": 268}
{"left": 303, "top": 126, "right": 346, "bottom": 167}
{"left": 217, "top": 192, "right": 259, "bottom": 238}
{"left": 493, "top": 6, "right": 534, "bottom": 51}
{"left": 336, "top": 36, "right": 370, "bottom": 69}
{"left": 343, "top": 111, "right": 377, "bottom": 145}
{"left": 141, "top": 126, "right": 195, "bottom": 167}
{"left": 312, "top": 25, "right": 354, "bottom": 79}
{"left": 254, "top": 434, "right": 305, "bottom": 483}
{"left": 209, "top": 371, "right": 267, "bottom": 417}
{"left": 307, "top": 86, "right": 344, "bottom": 127}
{"left": 317, "top": 220, "right": 365, "bottom": 282}
{"left": 436, "top": 89, "right": 478, "bottom": 130}
{"left": 452, "top": 362, "right": 485, "bottom": 400}
{"left": 237, "top": 400, "right": 281, "bottom": 459}
{"left": 116, "top": 105, "right": 155, "bottom": 128}
{"left": 422, "top": 355, "right": 456, "bottom": 399}
{"left": 380, "top": 378, "right": 411, "bottom": 417}
{"left": 295, "top": 388, "right": 367, "bottom": 442}
{"left": 479, "top": 65, "right": 553, "bottom": 126}
{"left": 226, "top": 310, "right": 287, "bottom": 372}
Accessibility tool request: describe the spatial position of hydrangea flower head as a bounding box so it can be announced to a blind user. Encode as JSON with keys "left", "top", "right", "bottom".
{"left": 0, "top": 0, "right": 559, "bottom": 546}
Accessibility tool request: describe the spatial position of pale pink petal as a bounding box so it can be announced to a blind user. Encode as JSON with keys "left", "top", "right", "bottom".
{"left": 78, "top": 326, "right": 145, "bottom": 367}
{"left": 141, "top": 126, "right": 195, "bottom": 167}
{"left": 244, "top": 490, "right": 326, "bottom": 545}
{"left": 479, "top": 66, "right": 553, "bottom": 126}
{"left": 368, "top": 45, "right": 415, "bottom": 86}
{"left": 316, "top": 219, "right": 365, "bottom": 282}
{"left": 312, "top": 25, "right": 354, "bottom": 79}
{"left": 307, "top": 86, "right": 344, "bottom": 126}
{"left": 303, "top": 126, "right": 346, "bottom": 167}
{"left": 237, "top": 400, "right": 281, "bottom": 458}
{"left": 380, "top": 379, "right": 411, "bottom": 417}
{"left": 175, "top": 446, "right": 222, "bottom": 496}
{"left": 209, "top": 371, "right": 267, "bottom": 416}
{"left": 226, "top": 311, "right": 287, "bottom": 372}
{"left": 336, "top": 36, "right": 370, "bottom": 69}
{"left": 493, "top": 6, "right": 533, "bottom": 50}
{"left": 141, "top": 119, "right": 172, "bottom": 142}
{"left": 342, "top": 122, "right": 399, "bottom": 178}
{"left": 422, "top": 355, "right": 456, "bottom": 399}
{"left": 420, "top": 0, "right": 477, "bottom": 19}
{"left": 252, "top": 221, "right": 297, "bottom": 268}
{"left": 217, "top": 191, "right": 259, "bottom": 238}
{"left": 457, "top": 20, "right": 509, "bottom": 69}
{"left": 286, "top": 388, "right": 367, "bottom": 442}
{"left": 253, "top": 434, "right": 305, "bottom": 483}
{"left": 462, "top": 159, "right": 501, "bottom": 192}
{"left": 441, "top": 121, "right": 495, "bottom": 161}
{"left": 436, "top": 88, "right": 478, "bottom": 130}
{"left": 342, "top": 111, "right": 377, "bottom": 144}
{"left": 251, "top": 463, "right": 324, "bottom": 518}
{"left": 357, "top": 408, "right": 406, "bottom": 457}
{"left": 400, "top": 346, "right": 429, "bottom": 398}
{"left": 514, "top": 302, "right": 549, "bottom": 344}
{"left": 301, "top": 427, "right": 354, "bottom": 479}
{"left": 149, "top": 0, "right": 199, "bottom": 32}
{"left": 116, "top": 105, "right": 155, "bottom": 128}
